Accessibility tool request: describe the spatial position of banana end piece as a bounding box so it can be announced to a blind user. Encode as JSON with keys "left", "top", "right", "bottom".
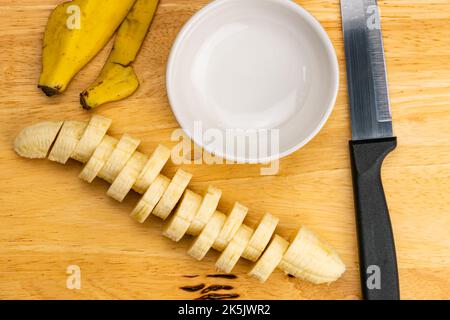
{"left": 278, "top": 226, "right": 346, "bottom": 284}
{"left": 14, "top": 121, "right": 63, "bottom": 159}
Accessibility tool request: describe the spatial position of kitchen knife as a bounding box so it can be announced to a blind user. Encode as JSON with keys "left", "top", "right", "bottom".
{"left": 340, "top": 0, "right": 400, "bottom": 300}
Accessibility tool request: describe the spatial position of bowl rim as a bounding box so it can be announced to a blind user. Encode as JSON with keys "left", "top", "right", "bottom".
{"left": 166, "top": 0, "right": 339, "bottom": 164}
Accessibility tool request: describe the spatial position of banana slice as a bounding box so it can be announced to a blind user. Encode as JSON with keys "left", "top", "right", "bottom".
{"left": 107, "top": 151, "right": 148, "bottom": 202}
{"left": 212, "top": 202, "right": 248, "bottom": 251}
{"left": 249, "top": 235, "right": 289, "bottom": 283}
{"left": 14, "top": 121, "right": 63, "bottom": 159}
{"left": 131, "top": 174, "right": 171, "bottom": 223}
{"left": 216, "top": 224, "right": 254, "bottom": 273}
{"left": 242, "top": 213, "right": 279, "bottom": 262}
{"left": 187, "top": 186, "right": 222, "bottom": 236}
{"left": 188, "top": 211, "right": 226, "bottom": 260}
{"left": 133, "top": 144, "right": 171, "bottom": 194}
{"left": 278, "top": 226, "right": 346, "bottom": 284}
{"left": 97, "top": 134, "right": 140, "bottom": 183}
{"left": 71, "top": 115, "right": 112, "bottom": 163}
{"left": 78, "top": 135, "right": 118, "bottom": 183}
{"left": 162, "top": 190, "right": 202, "bottom": 242}
{"left": 48, "top": 120, "right": 87, "bottom": 164}
{"left": 152, "top": 169, "right": 192, "bottom": 220}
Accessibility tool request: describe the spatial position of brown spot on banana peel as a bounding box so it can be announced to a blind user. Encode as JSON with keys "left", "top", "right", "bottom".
{"left": 38, "top": 85, "right": 61, "bottom": 97}
{"left": 80, "top": 81, "right": 106, "bottom": 110}
{"left": 80, "top": 92, "right": 91, "bottom": 110}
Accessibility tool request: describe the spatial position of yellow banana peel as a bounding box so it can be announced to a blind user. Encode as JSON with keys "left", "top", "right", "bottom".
{"left": 38, "top": 0, "right": 137, "bottom": 96}
{"left": 80, "top": 0, "right": 159, "bottom": 109}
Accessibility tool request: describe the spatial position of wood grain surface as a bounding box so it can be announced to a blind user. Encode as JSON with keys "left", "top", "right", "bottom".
{"left": 0, "top": 0, "right": 449, "bottom": 300}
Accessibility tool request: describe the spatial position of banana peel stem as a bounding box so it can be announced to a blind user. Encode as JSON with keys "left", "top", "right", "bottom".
{"left": 38, "top": 85, "right": 61, "bottom": 97}
{"left": 80, "top": 92, "right": 92, "bottom": 110}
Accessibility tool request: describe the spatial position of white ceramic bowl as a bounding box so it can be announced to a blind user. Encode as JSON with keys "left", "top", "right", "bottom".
{"left": 167, "top": 0, "right": 339, "bottom": 163}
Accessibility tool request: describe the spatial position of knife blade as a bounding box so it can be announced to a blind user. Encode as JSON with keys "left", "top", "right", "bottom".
{"left": 341, "top": 0, "right": 400, "bottom": 300}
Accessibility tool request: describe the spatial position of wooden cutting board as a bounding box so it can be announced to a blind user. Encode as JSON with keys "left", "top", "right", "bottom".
{"left": 0, "top": 0, "right": 449, "bottom": 300}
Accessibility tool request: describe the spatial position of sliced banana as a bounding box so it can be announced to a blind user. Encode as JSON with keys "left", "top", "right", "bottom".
{"left": 163, "top": 190, "right": 202, "bottom": 242}
{"left": 78, "top": 135, "right": 118, "bottom": 183}
{"left": 152, "top": 169, "right": 192, "bottom": 220}
{"left": 133, "top": 144, "right": 171, "bottom": 194}
{"left": 107, "top": 151, "right": 148, "bottom": 202}
{"left": 97, "top": 134, "right": 140, "bottom": 183}
{"left": 14, "top": 121, "right": 63, "bottom": 159}
{"left": 187, "top": 186, "right": 222, "bottom": 236}
{"left": 14, "top": 119, "right": 347, "bottom": 285}
{"left": 71, "top": 115, "right": 112, "bottom": 163}
{"left": 249, "top": 235, "right": 289, "bottom": 283}
{"left": 188, "top": 211, "right": 226, "bottom": 260}
{"left": 212, "top": 202, "right": 248, "bottom": 251}
{"left": 216, "top": 224, "right": 254, "bottom": 273}
{"left": 48, "top": 120, "right": 87, "bottom": 164}
{"left": 242, "top": 213, "right": 279, "bottom": 262}
{"left": 131, "top": 174, "right": 170, "bottom": 223}
{"left": 278, "top": 226, "right": 346, "bottom": 284}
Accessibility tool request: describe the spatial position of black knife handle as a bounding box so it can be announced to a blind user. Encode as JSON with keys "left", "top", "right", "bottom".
{"left": 349, "top": 137, "right": 400, "bottom": 300}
